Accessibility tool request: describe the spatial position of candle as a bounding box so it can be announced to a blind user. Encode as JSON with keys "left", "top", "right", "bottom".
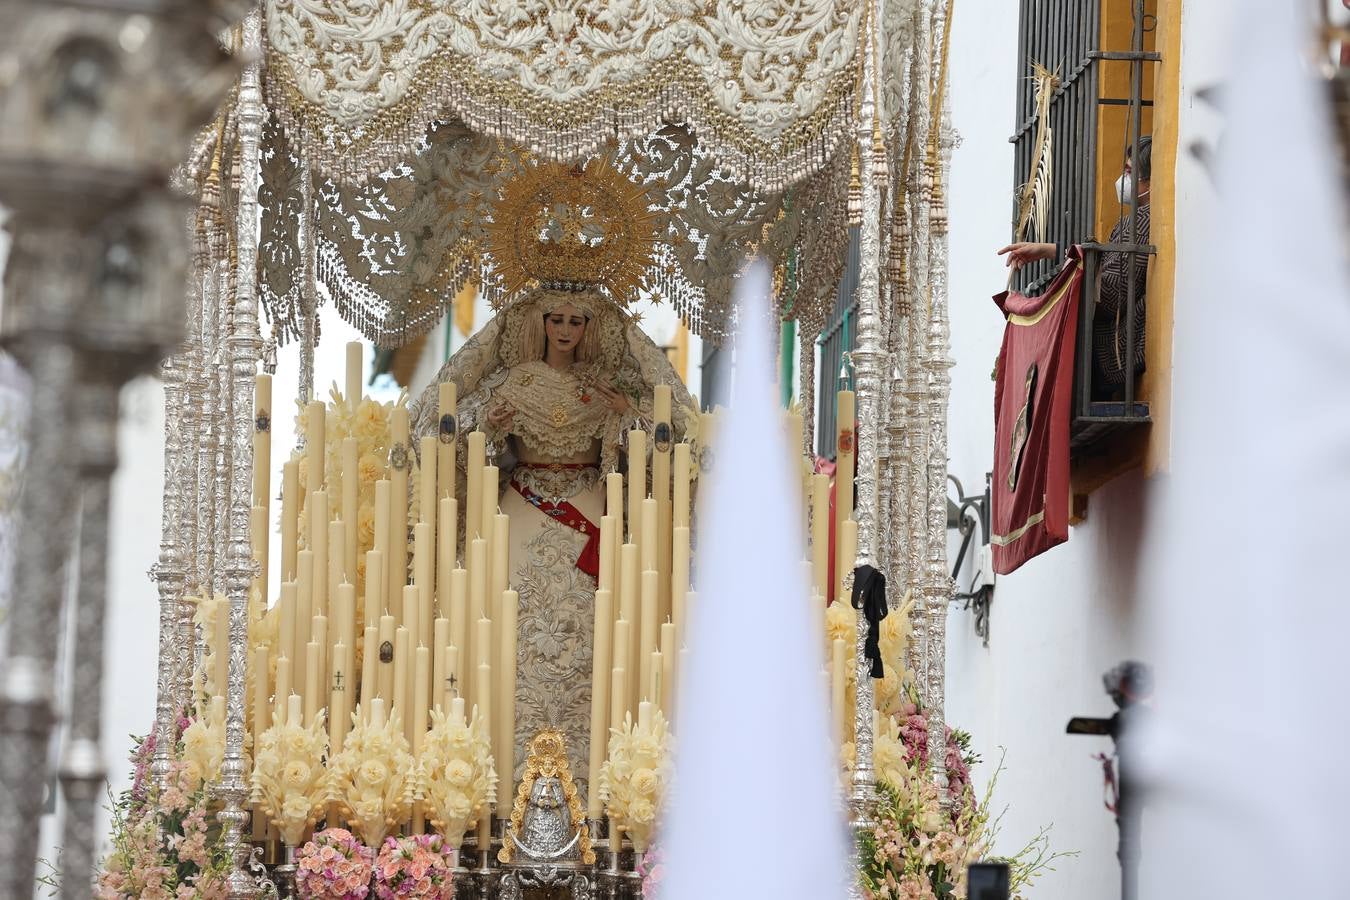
{"left": 587, "top": 588, "right": 613, "bottom": 821}
{"left": 446, "top": 645, "right": 460, "bottom": 703}
{"left": 437, "top": 383, "right": 457, "bottom": 502}
{"left": 673, "top": 443, "right": 691, "bottom": 529}
{"left": 627, "top": 430, "right": 646, "bottom": 544}
{"left": 652, "top": 386, "right": 673, "bottom": 621}
{"left": 419, "top": 436, "right": 438, "bottom": 525}
{"left": 476, "top": 617, "right": 492, "bottom": 668}
{"left": 288, "top": 693, "right": 303, "bottom": 728}
{"left": 311, "top": 492, "right": 330, "bottom": 622}
{"left": 282, "top": 460, "right": 299, "bottom": 581}
{"left": 369, "top": 697, "right": 385, "bottom": 729}
{"left": 306, "top": 400, "right": 325, "bottom": 498}
{"left": 606, "top": 471, "right": 624, "bottom": 538}
{"left": 394, "top": 627, "right": 411, "bottom": 741}
{"left": 491, "top": 514, "right": 509, "bottom": 610}
{"left": 640, "top": 498, "right": 657, "bottom": 573}
{"left": 639, "top": 571, "right": 658, "bottom": 702}
{"left": 274, "top": 656, "right": 292, "bottom": 722}
{"left": 312, "top": 615, "right": 329, "bottom": 708}
{"left": 610, "top": 666, "right": 627, "bottom": 738}
{"left": 331, "top": 642, "right": 349, "bottom": 753}
{"left": 413, "top": 523, "right": 432, "bottom": 648}
{"left": 598, "top": 515, "right": 616, "bottom": 593}
{"left": 377, "top": 615, "right": 395, "bottom": 704}
{"left": 342, "top": 437, "right": 359, "bottom": 582}
{"left": 433, "top": 618, "right": 450, "bottom": 713}
{"left": 403, "top": 587, "right": 421, "bottom": 696}
{"left": 475, "top": 661, "right": 493, "bottom": 811}
{"left": 811, "top": 474, "right": 830, "bottom": 601}
{"left": 253, "top": 373, "right": 272, "bottom": 507}
{"left": 831, "top": 637, "right": 847, "bottom": 746}
{"left": 659, "top": 623, "right": 675, "bottom": 717}
{"left": 344, "top": 341, "right": 363, "bottom": 407}
{"left": 295, "top": 553, "right": 314, "bottom": 697}
{"left": 837, "top": 518, "right": 858, "bottom": 608}
{"left": 498, "top": 589, "right": 518, "bottom": 799}
{"left": 437, "top": 498, "right": 457, "bottom": 617}
{"left": 250, "top": 506, "right": 269, "bottom": 616}
{"left": 329, "top": 520, "right": 346, "bottom": 619}
{"left": 389, "top": 407, "right": 410, "bottom": 614}
{"left": 360, "top": 626, "right": 377, "bottom": 720}
{"left": 251, "top": 645, "right": 269, "bottom": 749}
{"left": 649, "top": 650, "right": 663, "bottom": 714}
{"left": 613, "top": 619, "right": 631, "bottom": 723}
{"left": 469, "top": 538, "right": 487, "bottom": 619}
{"left": 364, "top": 551, "right": 383, "bottom": 644}
{"left": 671, "top": 526, "right": 690, "bottom": 619}
{"left": 619, "top": 544, "right": 638, "bottom": 626}
{"left": 412, "top": 646, "right": 430, "bottom": 752}
{"left": 304, "top": 642, "right": 321, "bottom": 726}
{"left": 374, "top": 479, "right": 391, "bottom": 575}
{"left": 638, "top": 699, "right": 652, "bottom": 731}
{"left": 449, "top": 568, "right": 468, "bottom": 694}
{"left": 466, "top": 432, "right": 485, "bottom": 541}
{"left": 481, "top": 465, "right": 498, "bottom": 570}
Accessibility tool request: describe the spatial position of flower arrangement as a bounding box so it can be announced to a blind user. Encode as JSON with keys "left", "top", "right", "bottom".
{"left": 296, "top": 828, "right": 376, "bottom": 900}
{"left": 97, "top": 723, "right": 228, "bottom": 899}
{"left": 180, "top": 698, "right": 227, "bottom": 790}
{"left": 328, "top": 703, "right": 416, "bottom": 847}
{"left": 636, "top": 841, "right": 665, "bottom": 897}
{"left": 597, "top": 705, "right": 671, "bottom": 854}
{"left": 252, "top": 704, "right": 330, "bottom": 847}
{"left": 418, "top": 703, "right": 497, "bottom": 848}
{"left": 373, "top": 834, "right": 455, "bottom": 899}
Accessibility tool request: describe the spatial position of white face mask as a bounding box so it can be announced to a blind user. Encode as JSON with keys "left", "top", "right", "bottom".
{"left": 1116, "top": 173, "right": 1147, "bottom": 204}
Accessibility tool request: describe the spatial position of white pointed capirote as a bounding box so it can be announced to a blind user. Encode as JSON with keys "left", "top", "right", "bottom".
{"left": 660, "top": 260, "right": 851, "bottom": 898}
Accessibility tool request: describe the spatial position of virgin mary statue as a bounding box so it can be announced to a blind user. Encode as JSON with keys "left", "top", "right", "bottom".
{"left": 409, "top": 160, "right": 697, "bottom": 797}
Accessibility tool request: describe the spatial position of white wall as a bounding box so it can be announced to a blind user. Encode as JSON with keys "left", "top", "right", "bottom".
{"left": 942, "top": 2, "right": 1228, "bottom": 897}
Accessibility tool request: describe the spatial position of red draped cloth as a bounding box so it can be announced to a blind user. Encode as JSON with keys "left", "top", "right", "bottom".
{"left": 991, "top": 249, "right": 1084, "bottom": 575}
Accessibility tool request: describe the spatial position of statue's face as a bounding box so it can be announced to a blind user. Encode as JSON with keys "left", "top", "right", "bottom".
{"left": 544, "top": 304, "right": 587, "bottom": 355}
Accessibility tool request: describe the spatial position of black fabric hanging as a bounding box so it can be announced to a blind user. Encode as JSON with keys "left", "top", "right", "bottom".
{"left": 850, "top": 564, "right": 888, "bottom": 678}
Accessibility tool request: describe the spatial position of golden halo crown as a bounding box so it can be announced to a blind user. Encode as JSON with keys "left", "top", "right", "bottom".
{"left": 484, "top": 159, "right": 660, "bottom": 308}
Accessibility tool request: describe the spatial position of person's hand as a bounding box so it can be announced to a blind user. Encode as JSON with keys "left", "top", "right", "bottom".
{"left": 589, "top": 378, "right": 631, "bottom": 415}
{"left": 487, "top": 402, "right": 515, "bottom": 431}
{"left": 997, "top": 242, "right": 1057, "bottom": 270}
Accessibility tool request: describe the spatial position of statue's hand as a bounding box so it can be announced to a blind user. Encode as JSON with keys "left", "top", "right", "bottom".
{"left": 487, "top": 402, "right": 515, "bottom": 431}
{"left": 590, "top": 379, "right": 631, "bottom": 415}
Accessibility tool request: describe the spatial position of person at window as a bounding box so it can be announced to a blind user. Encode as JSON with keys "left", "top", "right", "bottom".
{"left": 997, "top": 136, "right": 1152, "bottom": 397}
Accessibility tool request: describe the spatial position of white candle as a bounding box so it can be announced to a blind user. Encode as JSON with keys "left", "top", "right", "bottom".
{"left": 837, "top": 518, "right": 858, "bottom": 608}
{"left": 481, "top": 465, "right": 498, "bottom": 573}
{"left": 648, "top": 650, "right": 663, "bottom": 714}
{"left": 606, "top": 472, "right": 624, "bottom": 538}
{"left": 627, "top": 430, "right": 646, "bottom": 543}
{"left": 476, "top": 661, "right": 493, "bottom": 809}
{"left": 335, "top": 582, "right": 356, "bottom": 664}
{"left": 588, "top": 589, "right": 613, "bottom": 821}
{"left": 437, "top": 383, "right": 457, "bottom": 501}
{"left": 413, "top": 523, "right": 433, "bottom": 649}
{"left": 659, "top": 622, "right": 675, "bottom": 718}
{"left": 364, "top": 550, "right": 383, "bottom": 642}
{"left": 412, "top": 646, "right": 430, "bottom": 753}
{"left": 345, "top": 341, "right": 363, "bottom": 408}
{"left": 610, "top": 666, "right": 627, "bottom": 738}
{"left": 330, "top": 642, "right": 349, "bottom": 753}
{"left": 274, "top": 656, "right": 292, "bottom": 723}
{"left": 419, "top": 435, "right": 438, "bottom": 525}
{"left": 673, "top": 443, "right": 691, "bottom": 529}
{"left": 613, "top": 620, "right": 631, "bottom": 723}
{"left": 811, "top": 473, "right": 830, "bottom": 601}
{"left": 394, "top": 627, "right": 411, "bottom": 741}
{"left": 433, "top": 617, "right": 449, "bottom": 713}
{"left": 251, "top": 505, "right": 269, "bottom": 617}
{"left": 281, "top": 460, "right": 299, "bottom": 581}
{"left": 311, "top": 491, "right": 330, "bottom": 621}
{"left": 652, "top": 386, "right": 673, "bottom": 625}
{"left": 253, "top": 373, "right": 272, "bottom": 507}
{"left": 639, "top": 571, "right": 658, "bottom": 702}
{"left": 288, "top": 692, "right": 303, "bottom": 728}
{"left": 311, "top": 614, "right": 329, "bottom": 706}
{"left": 437, "top": 498, "right": 458, "bottom": 617}
{"left": 466, "top": 432, "right": 485, "bottom": 541}
{"left": 304, "top": 641, "right": 321, "bottom": 727}
{"left": 498, "top": 589, "right": 518, "bottom": 798}
{"left": 389, "top": 407, "right": 410, "bottom": 613}
{"left": 360, "top": 625, "right": 377, "bottom": 720}
{"left": 377, "top": 615, "right": 395, "bottom": 704}
{"left": 671, "top": 526, "right": 690, "bottom": 618}
{"left": 640, "top": 498, "right": 658, "bottom": 573}
{"left": 598, "top": 515, "right": 617, "bottom": 593}
{"left": 369, "top": 697, "right": 385, "bottom": 730}
{"left": 374, "top": 481, "right": 391, "bottom": 610}
{"left": 295, "top": 553, "right": 314, "bottom": 697}
{"left": 638, "top": 699, "right": 652, "bottom": 731}
{"left": 342, "top": 437, "right": 359, "bottom": 583}
{"left": 306, "top": 400, "right": 326, "bottom": 499}
{"left": 329, "top": 520, "right": 346, "bottom": 622}
{"left": 491, "top": 514, "right": 509, "bottom": 610}
{"left": 449, "top": 568, "right": 468, "bottom": 695}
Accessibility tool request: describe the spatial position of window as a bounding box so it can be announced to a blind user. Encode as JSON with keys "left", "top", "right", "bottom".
{"left": 1011, "top": 0, "right": 1159, "bottom": 460}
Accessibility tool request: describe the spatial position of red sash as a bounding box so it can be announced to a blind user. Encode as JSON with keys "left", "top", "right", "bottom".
{"left": 509, "top": 473, "right": 602, "bottom": 579}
